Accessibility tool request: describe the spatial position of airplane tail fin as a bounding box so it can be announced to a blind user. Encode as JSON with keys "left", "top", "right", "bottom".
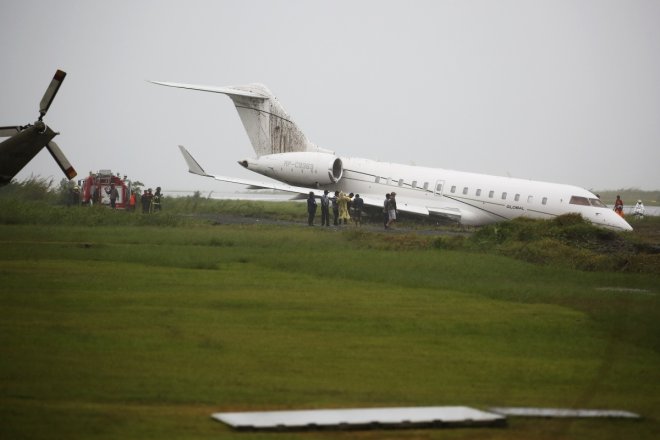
{"left": 152, "top": 81, "right": 329, "bottom": 157}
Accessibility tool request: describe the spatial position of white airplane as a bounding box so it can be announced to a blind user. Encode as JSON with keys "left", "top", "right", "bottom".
{"left": 151, "top": 81, "right": 632, "bottom": 231}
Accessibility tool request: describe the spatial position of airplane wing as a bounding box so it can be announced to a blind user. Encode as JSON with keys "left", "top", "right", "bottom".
{"left": 178, "top": 145, "right": 328, "bottom": 198}
{"left": 179, "top": 145, "right": 434, "bottom": 216}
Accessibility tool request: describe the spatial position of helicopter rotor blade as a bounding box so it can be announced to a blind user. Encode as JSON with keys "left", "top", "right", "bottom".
{"left": 46, "top": 140, "right": 77, "bottom": 180}
{"left": 39, "top": 70, "right": 67, "bottom": 120}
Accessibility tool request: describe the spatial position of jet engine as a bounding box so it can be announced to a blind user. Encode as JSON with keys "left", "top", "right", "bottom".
{"left": 239, "top": 152, "right": 343, "bottom": 186}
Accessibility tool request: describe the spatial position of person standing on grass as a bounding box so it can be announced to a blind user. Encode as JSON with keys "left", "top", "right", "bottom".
{"left": 307, "top": 192, "right": 317, "bottom": 226}
{"left": 633, "top": 200, "right": 645, "bottom": 220}
{"left": 614, "top": 195, "right": 624, "bottom": 217}
{"left": 142, "top": 189, "right": 151, "bottom": 213}
{"left": 320, "top": 189, "right": 330, "bottom": 227}
{"left": 338, "top": 192, "right": 351, "bottom": 225}
{"left": 331, "top": 191, "right": 339, "bottom": 226}
{"left": 383, "top": 193, "right": 390, "bottom": 228}
{"left": 386, "top": 192, "right": 397, "bottom": 229}
{"left": 129, "top": 191, "right": 136, "bottom": 211}
{"left": 153, "top": 187, "right": 162, "bottom": 212}
{"left": 352, "top": 193, "right": 364, "bottom": 226}
{"left": 106, "top": 183, "right": 119, "bottom": 209}
{"left": 71, "top": 185, "right": 80, "bottom": 206}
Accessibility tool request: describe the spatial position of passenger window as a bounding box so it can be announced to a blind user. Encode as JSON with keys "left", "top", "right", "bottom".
{"left": 476, "top": 189, "right": 481, "bottom": 196}
{"left": 501, "top": 192, "right": 507, "bottom": 200}
{"left": 463, "top": 187, "right": 468, "bottom": 195}
{"left": 398, "top": 179, "right": 403, "bottom": 187}
{"left": 435, "top": 182, "right": 441, "bottom": 192}
{"left": 514, "top": 194, "right": 520, "bottom": 202}
{"left": 424, "top": 182, "right": 429, "bottom": 191}
{"left": 527, "top": 195, "right": 534, "bottom": 204}
{"left": 488, "top": 190, "right": 494, "bottom": 198}
{"left": 451, "top": 185, "right": 456, "bottom": 193}
{"left": 375, "top": 177, "right": 380, "bottom": 184}
{"left": 412, "top": 180, "right": 417, "bottom": 189}
{"left": 542, "top": 197, "right": 547, "bottom": 205}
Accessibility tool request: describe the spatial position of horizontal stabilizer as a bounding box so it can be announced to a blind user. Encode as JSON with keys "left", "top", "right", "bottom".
{"left": 149, "top": 81, "right": 268, "bottom": 99}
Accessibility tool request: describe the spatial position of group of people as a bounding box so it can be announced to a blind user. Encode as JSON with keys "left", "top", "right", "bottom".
{"left": 306, "top": 190, "right": 399, "bottom": 229}
{"left": 136, "top": 187, "right": 162, "bottom": 213}
{"left": 614, "top": 195, "right": 646, "bottom": 219}
{"left": 116, "top": 186, "right": 163, "bottom": 212}
{"left": 307, "top": 190, "right": 365, "bottom": 227}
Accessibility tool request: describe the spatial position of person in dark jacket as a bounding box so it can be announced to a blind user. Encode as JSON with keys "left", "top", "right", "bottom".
{"left": 307, "top": 192, "right": 317, "bottom": 226}
{"left": 352, "top": 193, "right": 364, "bottom": 226}
{"left": 106, "top": 183, "right": 119, "bottom": 209}
{"left": 383, "top": 193, "right": 390, "bottom": 228}
{"left": 152, "top": 187, "right": 162, "bottom": 212}
{"left": 141, "top": 189, "right": 151, "bottom": 213}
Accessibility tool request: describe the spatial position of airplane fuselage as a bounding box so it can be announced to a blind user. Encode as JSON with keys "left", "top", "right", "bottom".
{"left": 338, "top": 157, "right": 627, "bottom": 229}
{"left": 242, "top": 154, "right": 631, "bottom": 231}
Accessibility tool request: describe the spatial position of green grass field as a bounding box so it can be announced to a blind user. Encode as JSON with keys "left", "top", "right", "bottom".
{"left": 1, "top": 219, "right": 658, "bottom": 440}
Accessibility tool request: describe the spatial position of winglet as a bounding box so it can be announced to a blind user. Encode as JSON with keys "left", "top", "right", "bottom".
{"left": 178, "top": 145, "right": 208, "bottom": 176}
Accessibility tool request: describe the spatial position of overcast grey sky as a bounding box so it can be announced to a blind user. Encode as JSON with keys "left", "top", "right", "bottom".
{"left": 2, "top": 0, "right": 659, "bottom": 193}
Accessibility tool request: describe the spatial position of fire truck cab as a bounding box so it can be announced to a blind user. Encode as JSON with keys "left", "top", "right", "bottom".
{"left": 79, "top": 170, "right": 132, "bottom": 209}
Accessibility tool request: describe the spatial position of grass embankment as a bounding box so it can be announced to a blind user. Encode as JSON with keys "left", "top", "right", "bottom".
{"left": 1, "top": 187, "right": 659, "bottom": 439}
{"left": 435, "top": 214, "right": 660, "bottom": 273}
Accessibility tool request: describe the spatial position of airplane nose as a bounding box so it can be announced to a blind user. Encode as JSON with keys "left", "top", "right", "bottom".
{"left": 610, "top": 211, "right": 633, "bottom": 231}
{"left": 595, "top": 210, "right": 633, "bottom": 231}
{"left": 619, "top": 217, "right": 633, "bottom": 231}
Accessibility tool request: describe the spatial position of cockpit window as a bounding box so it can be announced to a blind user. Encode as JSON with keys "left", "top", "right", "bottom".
{"left": 589, "top": 198, "right": 607, "bottom": 208}
{"left": 569, "top": 196, "right": 590, "bottom": 206}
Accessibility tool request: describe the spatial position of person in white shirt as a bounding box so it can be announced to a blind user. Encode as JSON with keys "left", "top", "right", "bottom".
{"left": 633, "top": 200, "right": 645, "bottom": 219}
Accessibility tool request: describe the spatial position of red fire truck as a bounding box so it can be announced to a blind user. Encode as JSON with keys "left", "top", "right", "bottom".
{"left": 79, "top": 170, "right": 132, "bottom": 209}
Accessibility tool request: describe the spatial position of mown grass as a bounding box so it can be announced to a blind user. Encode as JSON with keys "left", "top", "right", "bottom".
{"left": 1, "top": 182, "right": 659, "bottom": 438}
{"left": 1, "top": 221, "right": 659, "bottom": 440}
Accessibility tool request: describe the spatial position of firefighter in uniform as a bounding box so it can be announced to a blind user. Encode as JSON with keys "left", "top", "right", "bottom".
{"left": 152, "top": 187, "right": 162, "bottom": 212}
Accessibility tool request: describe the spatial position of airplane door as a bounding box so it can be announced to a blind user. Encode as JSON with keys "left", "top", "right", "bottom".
{"left": 434, "top": 180, "right": 444, "bottom": 196}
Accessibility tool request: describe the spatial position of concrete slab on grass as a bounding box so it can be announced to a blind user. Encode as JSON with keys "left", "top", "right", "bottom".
{"left": 489, "top": 407, "right": 641, "bottom": 419}
{"left": 212, "top": 406, "right": 506, "bottom": 431}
